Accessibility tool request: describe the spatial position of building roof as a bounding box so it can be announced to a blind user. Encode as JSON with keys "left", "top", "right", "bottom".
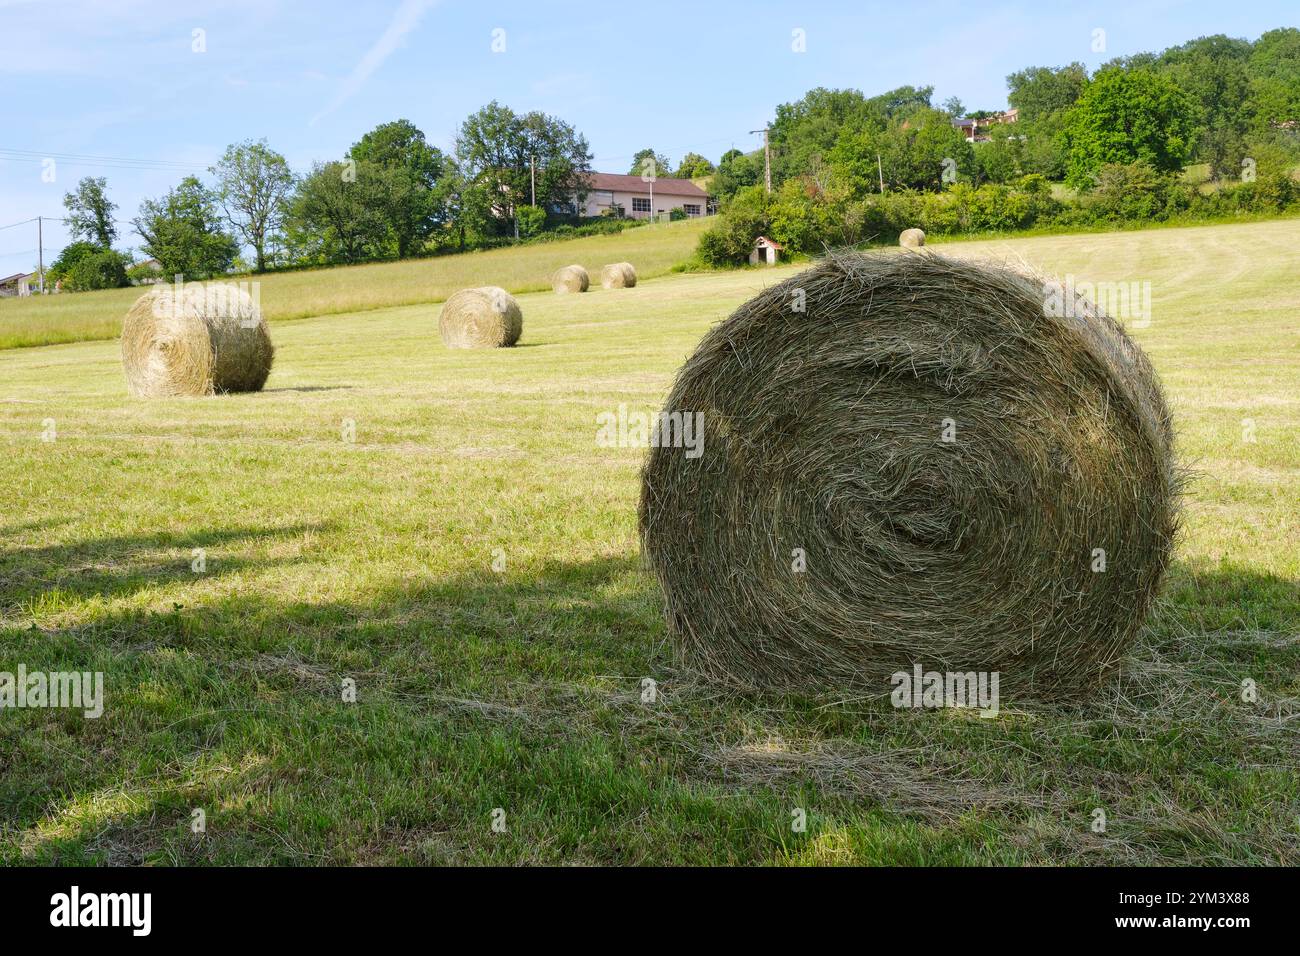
{"left": 755, "top": 236, "right": 783, "bottom": 249}
{"left": 585, "top": 172, "right": 707, "bottom": 198}
{"left": 0, "top": 273, "right": 29, "bottom": 285}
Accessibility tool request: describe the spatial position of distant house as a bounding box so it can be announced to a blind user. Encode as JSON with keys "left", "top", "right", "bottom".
{"left": 951, "top": 108, "right": 1019, "bottom": 143}
{"left": 750, "top": 236, "right": 783, "bottom": 266}
{"left": 0, "top": 272, "right": 41, "bottom": 297}
{"left": 131, "top": 258, "right": 164, "bottom": 284}
{"left": 573, "top": 172, "right": 710, "bottom": 220}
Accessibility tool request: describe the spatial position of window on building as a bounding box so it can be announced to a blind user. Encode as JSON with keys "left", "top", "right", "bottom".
{"left": 632, "top": 197, "right": 652, "bottom": 213}
{"left": 684, "top": 204, "right": 701, "bottom": 217}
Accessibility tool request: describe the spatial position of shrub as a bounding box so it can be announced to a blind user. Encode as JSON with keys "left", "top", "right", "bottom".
{"left": 65, "top": 249, "right": 130, "bottom": 291}
{"left": 1080, "top": 163, "right": 1182, "bottom": 222}
{"left": 695, "top": 186, "right": 770, "bottom": 266}
{"left": 516, "top": 205, "right": 546, "bottom": 238}
{"left": 1252, "top": 172, "right": 1297, "bottom": 211}
{"left": 45, "top": 241, "right": 103, "bottom": 283}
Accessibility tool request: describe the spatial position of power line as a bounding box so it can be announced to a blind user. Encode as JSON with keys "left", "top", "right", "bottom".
{"left": 0, "top": 147, "right": 209, "bottom": 172}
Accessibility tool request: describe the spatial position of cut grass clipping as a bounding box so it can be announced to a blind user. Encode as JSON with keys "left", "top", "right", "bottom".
{"left": 900, "top": 228, "right": 926, "bottom": 248}
{"left": 438, "top": 286, "right": 523, "bottom": 349}
{"left": 601, "top": 262, "right": 638, "bottom": 288}
{"left": 120, "top": 282, "right": 274, "bottom": 397}
{"left": 552, "top": 264, "right": 589, "bottom": 294}
{"left": 639, "top": 250, "right": 1180, "bottom": 700}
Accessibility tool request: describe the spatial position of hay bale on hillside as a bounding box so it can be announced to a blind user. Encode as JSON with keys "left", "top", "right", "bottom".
{"left": 639, "top": 250, "right": 1179, "bottom": 699}
{"left": 899, "top": 228, "right": 926, "bottom": 248}
{"left": 552, "top": 265, "right": 589, "bottom": 294}
{"left": 601, "top": 262, "right": 637, "bottom": 289}
{"left": 121, "top": 283, "right": 273, "bottom": 397}
{"left": 439, "top": 286, "right": 522, "bottom": 348}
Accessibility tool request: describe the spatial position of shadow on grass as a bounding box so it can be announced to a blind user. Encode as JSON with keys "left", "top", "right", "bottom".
{"left": 0, "top": 523, "right": 328, "bottom": 610}
{"left": 262, "top": 386, "right": 355, "bottom": 393}
{"left": 3, "top": 555, "right": 1297, "bottom": 865}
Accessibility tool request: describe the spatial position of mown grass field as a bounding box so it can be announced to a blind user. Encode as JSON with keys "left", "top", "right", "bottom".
{"left": 0, "top": 217, "right": 709, "bottom": 350}
{"left": 1, "top": 218, "right": 1296, "bottom": 865}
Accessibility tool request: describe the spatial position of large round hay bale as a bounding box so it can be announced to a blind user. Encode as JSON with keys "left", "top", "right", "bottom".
{"left": 899, "top": 228, "right": 926, "bottom": 248}
{"left": 639, "top": 251, "right": 1178, "bottom": 699}
{"left": 552, "top": 264, "right": 589, "bottom": 294}
{"left": 439, "top": 286, "right": 522, "bottom": 348}
{"left": 601, "top": 262, "right": 637, "bottom": 289}
{"left": 121, "top": 283, "right": 273, "bottom": 397}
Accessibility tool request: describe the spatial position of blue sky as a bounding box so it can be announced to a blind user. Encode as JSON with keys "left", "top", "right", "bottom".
{"left": 1, "top": 0, "right": 1295, "bottom": 273}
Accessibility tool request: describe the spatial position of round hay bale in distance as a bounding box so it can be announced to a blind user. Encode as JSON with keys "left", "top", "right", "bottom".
{"left": 639, "top": 251, "right": 1179, "bottom": 699}
{"left": 601, "top": 262, "right": 637, "bottom": 289}
{"left": 552, "top": 264, "right": 589, "bottom": 294}
{"left": 899, "top": 228, "right": 926, "bottom": 248}
{"left": 439, "top": 286, "right": 522, "bottom": 348}
{"left": 121, "top": 282, "right": 274, "bottom": 398}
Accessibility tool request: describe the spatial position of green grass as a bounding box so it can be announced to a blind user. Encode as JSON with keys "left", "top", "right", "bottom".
{"left": 1, "top": 218, "right": 1297, "bottom": 865}
{"left": 0, "top": 217, "right": 709, "bottom": 351}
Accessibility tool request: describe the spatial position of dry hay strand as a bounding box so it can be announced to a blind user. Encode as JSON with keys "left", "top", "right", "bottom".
{"left": 438, "top": 286, "right": 523, "bottom": 349}
{"left": 121, "top": 283, "right": 273, "bottom": 397}
{"left": 899, "top": 228, "right": 926, "bottom": 248}
{"left": 601, "top": 262, "right": 637, "bottom": 289}
{"left": 707, "top": 740, "right": 1035, "bottom": 822}
{"left": 639, "top": 250, "right": 1180, "bottom": 700}
{"left": 552, "top": 264, "right": 590, "bottom": 294}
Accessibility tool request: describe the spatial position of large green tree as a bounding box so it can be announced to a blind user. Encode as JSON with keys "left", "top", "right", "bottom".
{"left": 287, "top": 160, "right": 391, "bottom": 264}
{"left": 769, "top": 85, "right": 934, "bottom": 186}
{"left": 1005, "top": 63, "right": 1088, "bottom": 120}
{"left": 455, "top": 101, "right": 592, "bottom": 235}
{"left": 1248, "top": 28, "right": 1300, "bottom": 130}
{"left": 711, "top": 149, "right": 760, "bottom": 201}
{"left": 829, "top": 107, "right": 973, "bottom": 193}
{"left": 210, "top": 139, "right": 294, "bottom": 272}
{"left": 675, "top": 152, "right": 715, "bottom": 179}
{"left": 349, "top": 119, "right": 448, "bottom": 257}
{"left": 1062, "top": 68, "right": 1197, "bottom": 188}
{"left": 1157, "top": 35, "right": 1254, "bottom": 178}
{"left": 62, "top": 176, "right": 118, "bottom": 248}
{"left": 132, "top": 175, "right": 239, "bottom": 279}
{"left": 1003, "top": 63, "right": 1089, "bottom": 179}
{"left": 629, "top": 148, "right": 672, "bottom": 179}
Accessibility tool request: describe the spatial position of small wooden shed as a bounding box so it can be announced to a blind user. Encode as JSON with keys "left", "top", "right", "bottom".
{"left": 749, "top": 236, "right": 783, "bottom": 266}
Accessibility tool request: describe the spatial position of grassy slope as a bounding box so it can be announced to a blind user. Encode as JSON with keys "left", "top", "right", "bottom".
{"left": 0, "top": 217, "right": 709, "bottom": 350}
{"left": 0, "top": 218, "right": 1296, "bottom": 865}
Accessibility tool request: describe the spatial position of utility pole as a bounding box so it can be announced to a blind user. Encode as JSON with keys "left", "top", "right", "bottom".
{"left": 750, "top": 126, "right": 772, "bottom": 193}
{"left": 877, "top": 154, "right": 885, "bottom": 194}
{"left": 37, "top": 216, "right": 44, "bottom": 293}
{"left": 530, "top": 155, "right": 536, "bottom": 207}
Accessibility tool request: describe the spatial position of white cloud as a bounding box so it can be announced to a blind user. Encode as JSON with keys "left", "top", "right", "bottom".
{"left": 309, "top": 0, "right": 439, "bottom": 126}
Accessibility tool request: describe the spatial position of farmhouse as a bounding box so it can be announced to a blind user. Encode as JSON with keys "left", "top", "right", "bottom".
{"left": 575, "top": 172, "right": 710, "bottom": 220}
{"left": 951, "top": 108, "right": 1019, "bottom": 143}
{"left": 0, "top": 271, "right": 40, "bottom": 297}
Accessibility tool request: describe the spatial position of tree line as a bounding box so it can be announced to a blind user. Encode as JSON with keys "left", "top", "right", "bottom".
{"left": 697, "top": 28, "right": 1300, "bottom": 264}
{"left": 47, "top": 101, "right": 599, "bottom": 289}
{"left": 45, "top": 27, "right": 1300, "bottom": 286}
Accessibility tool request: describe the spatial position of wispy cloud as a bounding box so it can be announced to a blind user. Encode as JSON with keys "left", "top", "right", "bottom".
{"left": 309, "top": 0, "right": 438, "bottom": 126}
